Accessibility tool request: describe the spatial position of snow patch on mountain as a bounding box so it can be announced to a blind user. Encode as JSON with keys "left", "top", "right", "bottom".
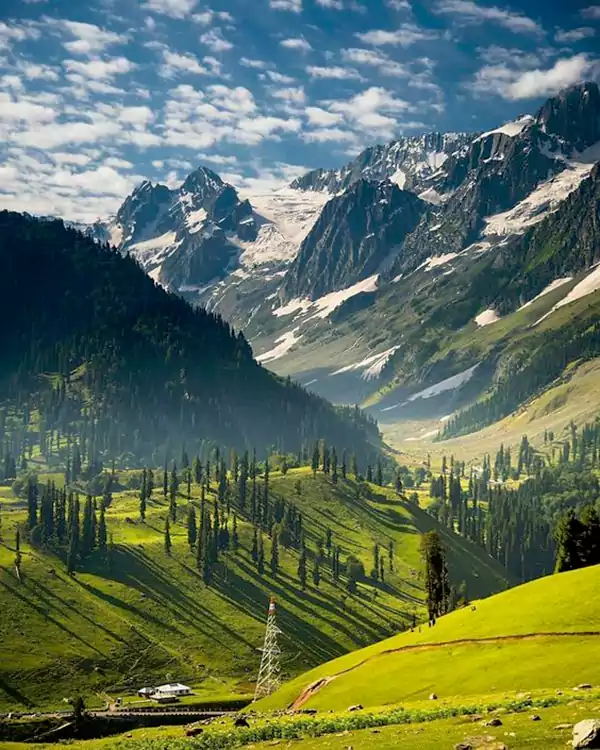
{"left": 518, "top": 277, "right": 574, "bottom": 310}
{"left": 418, "top": 187, "right": 445, "bottom": 205}
{"left": 256, "top": 328, "right": 302, "bottom": 364}
{"left": 272, "top": 274, "right": 379, "bottom": 321}
{"left": 420, "top": 252, "right": 460, "bottom": 271}
{"left": 477, "top": 115, "right": 535, "bottom": 141}
{"left": 331, "top": 345, "right": 400, "bottom": 381}
{"left": 483, "top": 141, "right": 600, "bottom": 238}
{"left": 535, "top": 265, "right": 600, "bottom": 325}
{"left": 390, "top": 169, "right": 406, "bottom": 188}
{"left": 380, "top": 364, "right": 479, "bottom": 412}
{"left": 475, "top": 308, "right": 500, "bottom": 327}
{"left": 130, "top": 231, "right": 180, "bottom": 267}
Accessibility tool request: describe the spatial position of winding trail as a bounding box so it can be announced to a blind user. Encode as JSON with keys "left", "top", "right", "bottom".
{"left": 291, "top": 631, "right": 600, "bottom": 710}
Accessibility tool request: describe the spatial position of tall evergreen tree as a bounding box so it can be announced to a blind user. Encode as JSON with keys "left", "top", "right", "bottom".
{"left": 297, "top": 545, "right": 307, "bottom": 589}
{"left": 270, "top": 530, "right": 279, "bottom": 576}
{"left": 164, "top": 517, "right": 172, "bottom": 556}
{"left": 187, "top": 504, "right": 197, "bottom": 548}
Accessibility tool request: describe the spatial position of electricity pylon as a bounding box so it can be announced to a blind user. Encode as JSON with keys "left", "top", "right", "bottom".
{"left": 253, "top": 597, "right": 282, "bottom": 701}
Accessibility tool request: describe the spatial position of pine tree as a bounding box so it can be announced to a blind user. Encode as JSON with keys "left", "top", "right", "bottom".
{"left": 270, "top": 530, "right": 279, "bottom": 576}
{"left": 187, "top": 504, "right": 197, "bottom": 548}
{"left": 420, "top": 531, "right": 450, "bottom": 620}
{"left": 232, "top": 513, "right": 238, "bottom": 553}
{"left": 257, "top": 533, "right": 265, "bottom": 576}
{"left": 371, "top": 543, "right": 379, "bottom": 581}
{"left": 297, "top": 545, "right": 307, "bottom": 588}
{"left": 580, "top": 505, "right": 600, "bottom": 566}
{"left": 139, "top": 488, "right": 146, "bottom": 522}
{"left": 395, "top": 470, "right": 403, "bottom": 495}
{"left": 27, "top": 478, "right": 38, "bottom": 531}
{"left": 388, "top": 539, "right": 394, "bottom": 571}
{"left": 193, "top": 455, "right": 203, "bottom": 485}
{"left": 81, "top": 496, "right": 95, "bottom": 557}
{"left": 555, "top": 510, "right": 584, "bottom": 572}
{"left": 311, "top": 445, "right": 319, "bottom": 476}
{"left": 351, "top": 454, "right": 358, "bottom": 478}
{"left": 312, "top": 557, "right": 321, "bottom": 587}
{"left": 169, "top": 493, "right": 177, "bottom": 523}
{"left": 376, "top": 459, "right": 383, "bottom": 486}
{"left": 164, "top": 517, "right": 172, "bottom": 555}
{"left": 163, "top": 461, "right": 168, "bottom": 498}
{"left": 98, "top": 505, "right": 108, "bottom": 557}
{"left": 251, "top": 526, "right": 259, "bottom": 563}
{"left": 341, "top": 450, "right": 347, "bottom": 479}
{"left": 366, "top": 464, "right": 373, "bottom": 483}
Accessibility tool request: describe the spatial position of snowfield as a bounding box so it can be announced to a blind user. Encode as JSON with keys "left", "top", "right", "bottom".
{"left": 256, "top": 328, "right": 302, "bottom": 364}
{"left": 380, "top": 364, "right": 480, "bottom": 412}
{"left": 535, "top": 265, "right": 600, "bottom": 325}
{"left": 477, "top": 115, "right": 534, "bottom": 141}
{"left": 475, "top": 308, "right": 500, "bottom": 327}
{"left": 518, "top": 277, "right": 574, "bottom": 310}
{"left": 483, "top": 141, "right": 600, "bottom": 238}
{"left": 273, "top": 275, "right": 379, "bottom": 321}
{"left": 331, "top": 345, "right": 400, "bottom": 381}
{"left": 130, "top": 231, "right": 180, "bottom": 268}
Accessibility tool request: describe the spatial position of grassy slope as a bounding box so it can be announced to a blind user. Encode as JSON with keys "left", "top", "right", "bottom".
{"left": 0, "top": 469, "right": 509, "bottom": 713}
{"left": 255, "top": 564, "right": 600, "bottom": 711}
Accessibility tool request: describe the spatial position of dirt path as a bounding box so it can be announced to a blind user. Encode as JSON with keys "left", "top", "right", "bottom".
{"left": 290, "top": 630, "right": 600, "bottom": 710}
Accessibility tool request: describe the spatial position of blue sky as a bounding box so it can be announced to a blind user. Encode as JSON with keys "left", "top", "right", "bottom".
{"left": 0, "top": 0, "right": 599, "bottom": 221}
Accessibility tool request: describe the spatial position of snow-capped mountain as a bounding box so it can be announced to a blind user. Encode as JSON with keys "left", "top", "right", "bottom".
{"left": 91, "top": 82, "right": 600, "bottom": 430}
{"left": 289, "top": 132, "right": 476, "bottom": 195}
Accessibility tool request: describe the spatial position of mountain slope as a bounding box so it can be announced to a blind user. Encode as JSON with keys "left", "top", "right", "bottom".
{"left": 255, "top": 564, "right": 600, "bottom": 711}
{"left": 282, "top": 180, "right": 425, "bottom": 301}
{"left": 0, "top": 469, "right": 510, "bottom": 712}
{"left": 0, "top": 211, "right": 379, "bottom": 464}
{"left": 289, "top": 132, "right": 475, "bottom": 195}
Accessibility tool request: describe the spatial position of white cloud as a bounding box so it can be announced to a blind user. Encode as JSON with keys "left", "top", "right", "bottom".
{"left": 12, "top": 120, "right": 123, "bottom": 148}
{"left": 269, "top": 0, "right": 302, "bottom": 10}
{"left": 63, "top": 56, "right": 136, "bottom": 80}
{"left": 142, "top": 0, "right": 198, "bottom": 18}
{"left": 326, "top": 86, "right": 410, "bottom": 138}
{"left": 191, "top": 8, "right": 234, "bottom": 24}
{"left": 20, "top": 63, "right": 60, "bottom": 81}
{"left": 104, "top": 157, "right": 135, "bottom": 169}
{"left": 470, "top": 53, "right": 595, "bottom": 100}
{"left": 57, "top": 20, "right": 128, "bottom": 55}
{"left": 386, "top": 0, "right": 411, "bottom": 8}
{"left": 265, "top": 70, "right": 295, "bottom": 83}
{"left": 280, "top": 36, "right": 312, "bottom": 52}
{"left": 199, "top": 28, "right": 233, "bottom": 52}
{"left": 160, "top": 48, "right": 209, "bottom": 77}
{"left": 305, "top": 106, "right": 344, "bottom": 126}
{"left": 306, "top": 65, "right": 364, "bottom": 80}
{"left": 270, "top": 86, "right": 306, "bottom": 102}
{"left": 240, "top": 57, "right": 268, "bottom": 69}
{"left": 356, "top": 24, "right": 436, "bottom": 46}
{"left": 0, "top": 92, "right": 56, "bottom": 123}
{"left": 435, "top": 0, "right": 542, "bottom": 35}
{"left": 302, "top": 127, "right": 358, "bottom": 143}
{"left": 50, "top": 152, "right": 93, "bottom": 166}
{"left": 581, "top": 6, "right": 600, "bottom": 19}
{"left": 555, "top": 27, "right": 596, "bottom": 43}
{"left": 316, "top": 0, "right": 344, "bottom": 8}
{"left": 341, "top": 47, "right": 410, "bottom": 76}
{"left": 0, "top": 21, "right": 41, "bottom": 49}
{"left": 504, "top": 54, "right": 595, "bottom": 99}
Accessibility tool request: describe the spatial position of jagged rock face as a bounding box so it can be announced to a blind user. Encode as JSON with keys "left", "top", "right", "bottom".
{"left": 97, "top": 167, "right": 259, "bottom": 288}
{"left": 282, "top": 180, "right": 425, "bottom": 301}
{"left": 536, "top": 81, "right": 600, "bottom": 151}
{"left": 290, "top": 132, "right": 476, "bottom": 195}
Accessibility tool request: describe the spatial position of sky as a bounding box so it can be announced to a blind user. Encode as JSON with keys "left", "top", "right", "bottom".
{"left": 0, "top": 0, "right": 599, "bottom": 222}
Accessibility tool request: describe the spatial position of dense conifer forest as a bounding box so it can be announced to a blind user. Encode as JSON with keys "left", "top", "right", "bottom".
{"left": 0, "top": 212, "right": 379, "bottom": 467}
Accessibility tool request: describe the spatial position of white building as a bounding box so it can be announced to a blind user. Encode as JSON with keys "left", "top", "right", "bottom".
{"left": 152, "top": 683, "right": 192, "bottom": 699}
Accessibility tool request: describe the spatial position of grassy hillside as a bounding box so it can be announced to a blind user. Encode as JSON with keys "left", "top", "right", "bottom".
{"left": 255, "top": 564, "right": 600, "bottom": 711}
{"left": 0, "top": 468, "right": 509, "bottom": 713}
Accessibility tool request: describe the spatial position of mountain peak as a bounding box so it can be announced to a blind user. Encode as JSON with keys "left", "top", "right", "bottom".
{"left": 180, "top": 165, "right": 225, "bottom": 196}
{"left": 536, "top": 80, "right": 600, "bottom": 150}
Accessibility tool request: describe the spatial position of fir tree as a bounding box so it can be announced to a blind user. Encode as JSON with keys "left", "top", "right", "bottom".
{"left": 187, "top": 504, "right": 197, "bottom": 548}
{"left": 312, "top": 557, "right": 321, "bottom": 587}
{"left": 98, "top": 505, "right": 108, "bottom": 557}
{"left": 193, "top": 455, "right": 203, "bottom": 485}
{"left": 311, "top": 445, "right": 319, "bottom": 476}
{"left": 257, "top": 533, "right": 265, "bottom": 576}
{"left": 232, "top": 513, "right": 238, "bottom": 553}
{"left": 251, "top": 526, "right": 259, "bottom": 563}
{"left": 351, "top": 454, "right": 358, "bottom": 478}
{"left": 366, "top": 464, "right": 373, "bottom": 483}
{"left": 164, "top": 518, "right": 172, "bottom": 556}
{"left": 270, "top": 530, "right": 279, "bottom": 576}
{"left": 297, "top": 545, "right": 307, "bottom": 589}
{"left": 27, "top": 478, "right": 38, "bottom": 531}
{"left": 376, "top": 459, "right": 383, "bottom": 486}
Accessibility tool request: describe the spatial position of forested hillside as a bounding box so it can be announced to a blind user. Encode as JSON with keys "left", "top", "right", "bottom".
{"left": 0, "top": 212, "right": 379, "bottom": 468}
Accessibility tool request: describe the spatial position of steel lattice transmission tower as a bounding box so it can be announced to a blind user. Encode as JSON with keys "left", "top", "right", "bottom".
{"left": 253, "top": 597, "right": 282, "bottom": 702}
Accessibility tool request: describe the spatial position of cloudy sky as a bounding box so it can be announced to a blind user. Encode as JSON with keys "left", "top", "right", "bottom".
{"left": 0, "top": 0, "right": 599, "bottom": 221}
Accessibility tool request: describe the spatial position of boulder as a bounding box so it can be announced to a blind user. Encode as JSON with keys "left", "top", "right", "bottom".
{"left": 577, "top": 685, "right": 593, "bottom": 691}
{"left": 530, "top": 715, "right": 541, "bottom": 721}
{"left": 347, "top": 704, "right": 363, "bottom": 712}
{"left": 186, "top": 726, "right": 204, "bottom": 737}
{"left": 234, "top": 717, "right": 250, "bottom": 728}
{"left": 573, "top": 719, "right": 600, "bottom": 749}
{"left": 302, "top": 708, "right": 317, "bottom": 715}
{"left": 454, "top": 743, "right": 473, "bottom": 750}
{"left": 485, "top": 718, "right": 503, "bottom": 727}
{"left": 429, "top": 693, "right": 438, "bottom": 700}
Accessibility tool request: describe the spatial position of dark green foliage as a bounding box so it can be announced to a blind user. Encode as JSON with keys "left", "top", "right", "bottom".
{"left": 420, "top": 530, "right": 450, "bottom": 621}
{"left": 164, "top": 518, "right": 172, "bottom": 556}
{"left": 0, "top": 212, "right": 379, "bottom": 468}
{"left": 555, "top": 505, "right": 600, "bottom": 572}
{"left": 270, "top": 530, "right": 279, "bottom": 576}
{"left": 297, "top": 546, "right": 307, "bottom": 589}
{"left": 187, "top": 504, "right": 197, "bottom": 548}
